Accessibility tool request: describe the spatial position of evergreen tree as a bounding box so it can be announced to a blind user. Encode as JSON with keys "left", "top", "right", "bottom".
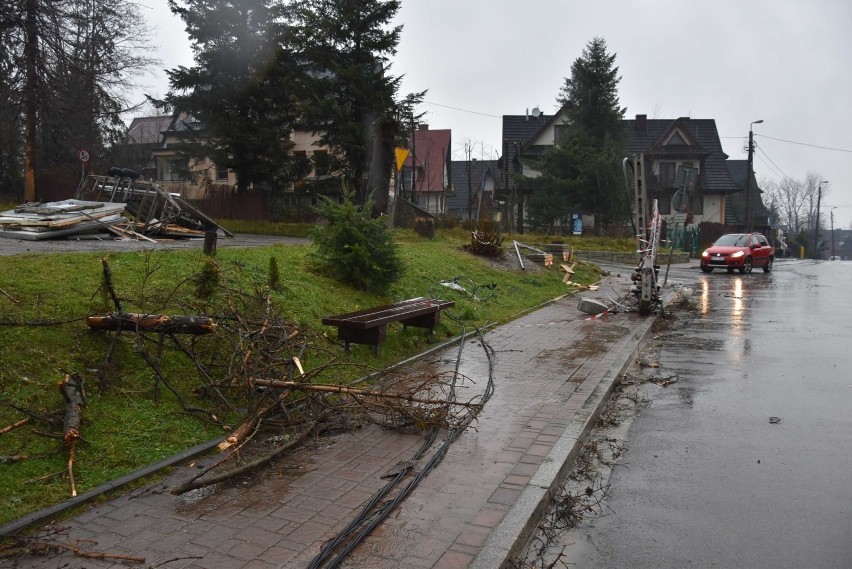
{"left": 164, "top": 0, "right": 310, "bottom": 193}
{"left": 521, "top": 37, "right": 627, "bottom": 232}
{"left": 286, "top": 0, "right": 402, "bottom": 208}
{"left": 558, "top": 37, "right": 625, "bottom": 144}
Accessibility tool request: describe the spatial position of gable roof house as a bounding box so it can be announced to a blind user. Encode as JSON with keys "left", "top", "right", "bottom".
{"left": 623, "top": 115, "right": 745, "bottom": 227}
{"left": 498, "top": 110, "right": 764, "bottom": 234}
{"left": 401, "top": 125, "right": 452, "bottom": 215}
{"left": 111, "top": 116, "right": 172, "bottom": 180}
{"left": 498, "top": 107, "right": 570, "bottom": 233}
{"left": 150, "top": 112, "right": 332, "bottom": 220}
{"left": 446, "top": 159, "right": 500, "bottom": 223}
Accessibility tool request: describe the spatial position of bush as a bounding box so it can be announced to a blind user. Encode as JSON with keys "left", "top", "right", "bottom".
{"left": 309, "top": 191, "right": 403, "bottom": 293}
{"left": 413, "top": 216, "right": 436, "bottom": 238}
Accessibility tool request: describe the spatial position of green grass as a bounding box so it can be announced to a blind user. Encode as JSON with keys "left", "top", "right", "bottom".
{"left": 216, "top": 218, "right": 314, "bottom": 237}
{"left": 0, "top": 231, "right": 609, "bottom": 525}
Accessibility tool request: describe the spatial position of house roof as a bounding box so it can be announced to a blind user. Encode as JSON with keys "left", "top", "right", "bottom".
{"left": 447, "top": 159, "right": 499, "bottom": 212}
{"left": 501, "top": 112, "right": 554, "bottom": 191}
{"left": 622, "top": 117, "right": 741, "bottom": 195}
{"left": 404, "top": 127, "right": 451, "bottom": 193}
{"left": 125, "top": 116, "right": 171, "bottom": 145}
{"left": 724, "top": 160, "right": 770, "bottom": 227}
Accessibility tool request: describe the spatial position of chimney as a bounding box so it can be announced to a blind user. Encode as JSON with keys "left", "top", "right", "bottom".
{"left": 418, "top": 124, "right": 429, "bottom": 131}
{"left": 635, "top": 114, "right": 647, "bottom": 132}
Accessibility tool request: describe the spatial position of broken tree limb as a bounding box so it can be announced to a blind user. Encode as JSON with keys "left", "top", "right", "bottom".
{"left": 59, "top": 373, "right": 84, "bottom": 497}
{"left": 252, "top": 380, "right": 483, "bottom": 409}
{"left": 86, "top": 313, "right": 217, "bottom": 335}
{"left": 100, "top": 256, "right": 123, "bottom": 312}
{"left": 172, "top": 422, "right": 324, "bottom": 495}
{"left": 217, "top": 391, "right": 290, "bottom": 452}
{"left": 0, "top": 417, "right": 30, "bottom": 436}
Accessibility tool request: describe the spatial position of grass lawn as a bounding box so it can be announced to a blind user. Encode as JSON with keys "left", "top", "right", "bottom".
{"left": 0, "top": 229, "right": 608, "bottom": 525}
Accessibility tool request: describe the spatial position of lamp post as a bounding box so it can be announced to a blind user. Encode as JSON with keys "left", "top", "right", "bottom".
{"left": 813, "top": 180, "right": 828, "bottom": 260}
{"left": 745, "top": 119, "right": 763, "bottom": 232}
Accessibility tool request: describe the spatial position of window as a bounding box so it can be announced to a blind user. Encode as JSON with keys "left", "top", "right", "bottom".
{"left": 659, "top": 162, "right": 676, "bottom": 188}
{"left": 162, "top": 158, "right": 187, "bottom": 181}
{"left": 215, "top": 166, "right": 229, "bottom": 182}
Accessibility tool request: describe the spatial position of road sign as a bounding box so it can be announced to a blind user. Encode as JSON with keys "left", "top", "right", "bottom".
{"left": 78, "top": 149, "right": 90, "bottom": 163}
{"left": 672, "top": 212, "right": 688, "bottom": 223}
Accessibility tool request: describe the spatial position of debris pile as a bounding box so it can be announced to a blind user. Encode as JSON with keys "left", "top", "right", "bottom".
{"left": 0, "top": 168, "right": 232, "bottom": 242}
{"left": 0, "top": 200, "right": 126, "bottom": 241}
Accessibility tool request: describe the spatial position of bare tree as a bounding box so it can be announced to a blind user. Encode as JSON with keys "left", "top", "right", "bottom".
{"left": 764, "top": 171, "right": 828, "bottom": 236}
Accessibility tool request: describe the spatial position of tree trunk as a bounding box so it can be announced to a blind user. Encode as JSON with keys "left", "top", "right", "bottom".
{"left": 86, "top": 313, "right": 217, "bottom": 335}
{"left": 23, "top": 0, "right": 39, "bottom": 202}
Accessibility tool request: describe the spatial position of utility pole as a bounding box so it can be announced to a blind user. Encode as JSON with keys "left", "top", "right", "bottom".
{"left": 831, "top": 209, "right": 836, "bottom": 259}
{"left": 813, "top": 180, "right": 827, "bottom": 260}
{"left": 745, "top": 120, "right": 763, "bottom": 232}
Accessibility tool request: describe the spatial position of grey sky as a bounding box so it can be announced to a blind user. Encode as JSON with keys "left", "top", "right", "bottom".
{"left": 140, "top": 0, "right": 852, "bottom": 229}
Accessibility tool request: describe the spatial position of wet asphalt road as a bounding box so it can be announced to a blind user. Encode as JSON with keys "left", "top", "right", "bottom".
{"left": 0, "top": 233, "right": 308, "bottom": 256}
{"left": 563, "top": 259, "right": 852, "bottom": 568}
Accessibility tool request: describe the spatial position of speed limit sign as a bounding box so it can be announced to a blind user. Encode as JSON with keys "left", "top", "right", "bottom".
{"left": 78, "top": 149, "right": 90, "bottom": 163}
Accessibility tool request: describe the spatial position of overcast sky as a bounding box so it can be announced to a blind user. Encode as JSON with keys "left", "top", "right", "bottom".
{"left": 138, "top": 0, "right": 852, "bottom": 229}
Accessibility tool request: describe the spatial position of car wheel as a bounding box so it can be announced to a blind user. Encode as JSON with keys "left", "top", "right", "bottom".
{"left": 701, "top": 266, "right": 713, "bottom": 273}
{"left": 763, "top": 257, "right": 773, "bottom": 273}
{"left": 740, "top": 257, "right": 753, "bottom": 274}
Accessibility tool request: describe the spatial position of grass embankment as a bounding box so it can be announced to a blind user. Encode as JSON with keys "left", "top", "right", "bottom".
{"left": 0, "top": 230, "right": 605, "bottom": 525}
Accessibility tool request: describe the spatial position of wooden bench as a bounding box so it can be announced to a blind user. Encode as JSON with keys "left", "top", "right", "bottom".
{"left": 322, "top": 297, "right": 454, "bottom": 355}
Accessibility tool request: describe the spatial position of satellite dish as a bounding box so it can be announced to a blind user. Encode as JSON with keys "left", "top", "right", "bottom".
{"left": 531, "top": 106, "right": 541, "bottom": 118}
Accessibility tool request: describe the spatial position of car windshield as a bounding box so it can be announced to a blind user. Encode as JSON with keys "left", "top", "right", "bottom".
{"left": 714, "top": 234, "right": 750, "bottom": 247}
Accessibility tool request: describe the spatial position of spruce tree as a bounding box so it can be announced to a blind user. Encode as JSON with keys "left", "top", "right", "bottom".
{"left": 286, "top": 0, "right": 402, "bottom": 207}
{"left": 521, "top": 37, "right": 628, "bottom": 231}
{"left": 163, "top": 0, "right": 309, "bottom": 193}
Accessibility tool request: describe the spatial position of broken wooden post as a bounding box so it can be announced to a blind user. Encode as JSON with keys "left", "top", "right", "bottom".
{"left": 203, "top": 230, "right": 217, "bottom": 256}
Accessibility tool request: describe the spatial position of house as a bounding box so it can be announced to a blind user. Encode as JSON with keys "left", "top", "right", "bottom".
{"left": 623, "top": 115, "right": 743, "bottom": 226}
{"left": 446, "top": 159, "right": 499, "bottom": 223}
{"left": 498, "top": 107, "right": 570, "bottom": 232}
{"left": 498, "top": 110, "right": 757, "bottom": 233}
{"left": 111, "top": 115, "right": 171, "bottom": 180}
{"left": 150, "top": 111, "right": 333, "bottom": 217}
{"left": 400, "top": 125, "right": 452, "bottom": 215}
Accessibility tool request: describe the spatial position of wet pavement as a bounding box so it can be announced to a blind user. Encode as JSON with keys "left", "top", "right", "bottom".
{"left": 0, "top": 268, "right": 669, "bottom": 569}
{"left": 0, "top": 233, "right": 308, "bottom": 256}
{"left": 552, "top": 259, "right": 852, "bottom": 568}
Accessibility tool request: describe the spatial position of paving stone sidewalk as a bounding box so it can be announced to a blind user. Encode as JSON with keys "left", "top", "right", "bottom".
{"left": 2, "top": 281, "right": 659, "bottom": 569}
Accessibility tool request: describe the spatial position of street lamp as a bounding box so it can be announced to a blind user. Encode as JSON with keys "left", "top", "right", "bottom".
{"left": 745, "top": 120, "right": 763, "bottom": 232}
{"left": 813, "top": 180, "right": 829, "bottom": 260}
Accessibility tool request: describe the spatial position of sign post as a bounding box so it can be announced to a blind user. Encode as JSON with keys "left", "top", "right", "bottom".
{"left": 78, "top": 149, "right": 90, "bottom": 183}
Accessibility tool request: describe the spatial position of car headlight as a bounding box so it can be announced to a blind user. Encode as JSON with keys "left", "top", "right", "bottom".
{"left": 701, "top": 250, "right": 709, "bottom": 257}
{"left": 731, "top": 251, "right": 744, "bottom": 258}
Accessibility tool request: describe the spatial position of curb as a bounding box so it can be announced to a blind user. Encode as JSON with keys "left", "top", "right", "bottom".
{"left": 0, "top": 436, "right": 226, "bottom": 538}
{"left": 470, "top": 294, "right": 671, "bottom": 569}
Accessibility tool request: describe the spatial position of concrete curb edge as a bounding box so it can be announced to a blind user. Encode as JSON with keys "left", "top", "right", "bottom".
{"left": 470, "top": 297, "right": 671, "bottom": 568}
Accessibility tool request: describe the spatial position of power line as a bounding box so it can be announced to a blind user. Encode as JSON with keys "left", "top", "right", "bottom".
{"left": 422, "top": 101, "right": 502, "bottom": 119}
{"left": 755, "top": 146, "right": 789, "bottom": 179}
{"left": 756, "top": 134, "right": 852, "bottom": 154}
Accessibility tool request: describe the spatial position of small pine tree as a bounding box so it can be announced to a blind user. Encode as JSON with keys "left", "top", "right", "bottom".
{"left": 309, "top": 188, "right": 403, "bottom": 293}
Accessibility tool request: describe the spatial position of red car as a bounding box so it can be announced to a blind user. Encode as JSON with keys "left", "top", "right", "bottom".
{"left": 700, "top": 233, "right": 774, "bottom": 274}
